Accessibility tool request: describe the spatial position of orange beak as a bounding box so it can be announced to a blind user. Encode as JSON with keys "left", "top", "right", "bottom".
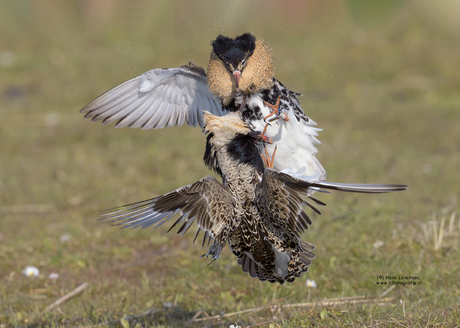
{"left": 233, "top": 70, "right": 241, "bottom": 90}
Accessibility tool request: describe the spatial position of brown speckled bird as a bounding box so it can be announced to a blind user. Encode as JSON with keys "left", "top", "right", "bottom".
{"left": 80, "top": 33, "right": 326, "bottom": 180}
{"left": 100, "top": 112, "right": 406, "bottom": 284}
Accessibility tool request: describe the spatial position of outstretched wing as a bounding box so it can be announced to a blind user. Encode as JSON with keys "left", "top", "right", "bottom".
{"left": 230, "top": 169, "right": 321, "bottom": 284}
{"left": 256, "top": 168, "right": 325, "bottom": 239}
{"left": 99, "top": 176, "right": 233, "bottom": 248}
{"left": 258, "top": 167, "right": 406, "bottom": 235}
{"left": 246, "top": 168, "right": 406, "bottom": 283}
{"left": 80, "top": 63, "right": 227, "bottom": 129}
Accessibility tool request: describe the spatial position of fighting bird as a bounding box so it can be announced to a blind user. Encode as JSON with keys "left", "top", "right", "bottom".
{"left": 100, "top": 112, "right": 406, "bottom": 284}
{"left": 80, "top": 33, "right": 326, "bottom": 180}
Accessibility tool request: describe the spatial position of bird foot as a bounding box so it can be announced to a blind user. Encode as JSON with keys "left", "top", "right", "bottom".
{"left": 257, "top": 123, "right": 273, "bottom": 144}
{"left": 263, "top": 95, "right": 289, "bottom": 122}
{"left": 260, "top": 146, "right": 277, "bottom": 169}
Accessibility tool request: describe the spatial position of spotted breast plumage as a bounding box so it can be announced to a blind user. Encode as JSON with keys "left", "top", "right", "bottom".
{"left": 100, "top": 112, "right": 406, "bottom": 284}
{"left": 80, "top": 33, "right": 326, "bottom": 180}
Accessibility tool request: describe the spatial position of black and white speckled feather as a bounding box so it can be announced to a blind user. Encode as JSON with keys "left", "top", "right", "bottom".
{"left": 232, "top": 79, "right": 326, "bottom": 180}
{"left": 80, "top": 34, "right": 326, "bottom": 178}
{"left": 98, "top": 112, "right": 406, "bottom": 284}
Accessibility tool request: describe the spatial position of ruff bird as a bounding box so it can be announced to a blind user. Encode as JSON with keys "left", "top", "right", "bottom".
{"left": 100, "top": 112, "right": 406, "bottom": 284}
{"left": 81, "top": 33, "right": 326, "bottom": 180}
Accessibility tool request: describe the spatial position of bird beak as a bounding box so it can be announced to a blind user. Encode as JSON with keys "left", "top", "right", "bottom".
{"left": 233, "top": 70, "right": 241, "bottom": 90}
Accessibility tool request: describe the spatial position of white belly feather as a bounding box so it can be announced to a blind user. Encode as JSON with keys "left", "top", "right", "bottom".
{"left": 246, "top": 96, "right": 326, "bottom": 181}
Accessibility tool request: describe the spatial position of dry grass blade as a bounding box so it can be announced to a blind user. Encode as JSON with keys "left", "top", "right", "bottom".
{"left": 192, "top": 305, "right": 267, "bottom": 322}
{"left": 191, "top": 297, "right": 395, "bottom": 322}
{"left": 247, "top": 321, "right": 273, "bottom": 327}
{"left": 379, "top": 285, "right": 396, "bottom": 299}
{"left": 323, "top": 295, "right": 365, "bottom": 302}
{"left": 448, "top": 212, "right": 456, "bottom": 234}
{"left": 191, "top": 310, "right": 211, "bottom": 321}
{"left": 43, "top": 282, "right": 89, "bottom": 313}
{"left": 281, "top": 297, "right": 395, "bottom": 309}
{"left": 437, "top": 215, "right": 446, "bottom": 250}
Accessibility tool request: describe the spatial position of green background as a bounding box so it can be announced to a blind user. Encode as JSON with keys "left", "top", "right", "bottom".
{"left": 1, "top": 0, "right": 459, "bottom": 326}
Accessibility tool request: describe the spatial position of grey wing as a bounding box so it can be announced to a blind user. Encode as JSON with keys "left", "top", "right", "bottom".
{"left": 80, "top": 64, "right": 227, "bottom": 129}
{"left": 99, "top": 176, "right": 233, "bottom": 247}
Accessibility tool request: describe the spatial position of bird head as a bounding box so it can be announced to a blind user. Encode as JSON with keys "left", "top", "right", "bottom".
{"left": 211, "top": 33, "right": 256, "bottom": 91}
{"left": 208, "top": 33, "right": 275, "bottom": 105}
{"left": 203, "top": 111, "right": 251, "bottom": 141}
{"left": 203, "top": 111, "right": 264, "bottom": 175}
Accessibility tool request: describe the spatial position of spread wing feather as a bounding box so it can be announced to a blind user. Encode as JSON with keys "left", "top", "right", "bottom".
{"left": 99, "top": 176, "right": 233, "bottom": 245}
{"left": 256, "top": 169, "right": 317, "bottom": 243}
{"left": 246, "top": 168, "right": 406, "bottom": 283}
{"left": 258, "top": 168, "right": 407, "bottom": 237}
{"left": 80, "top": 64, "right": 227, "bottom": 129}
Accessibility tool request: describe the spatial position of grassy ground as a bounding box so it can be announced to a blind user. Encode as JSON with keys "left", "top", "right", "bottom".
{"left": 1, "top": 1, "right": 460, "bottom": 327}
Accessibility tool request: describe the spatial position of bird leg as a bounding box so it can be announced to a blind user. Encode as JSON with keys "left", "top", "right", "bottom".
{"left": 257, "top": 126, "right": 274, "bottom": 169}
{"left": 258, "top": 95, "right": 289, "bottom": 142}
{"left": 257, "top": 124, "right": 273, "bottom": 144}
{"left": 263, "top": 95, "right": 289, "bottom": 122}
{"left": 260, "top": 146, "right": 277, "bottom": 169}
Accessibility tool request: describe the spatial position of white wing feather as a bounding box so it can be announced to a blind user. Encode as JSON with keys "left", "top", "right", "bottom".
{"left": 80, "top": 66, "right": 226, "bottom": 129}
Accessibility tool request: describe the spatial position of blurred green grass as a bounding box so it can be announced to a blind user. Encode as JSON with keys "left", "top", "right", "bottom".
{"left": 1, "top": 0, "right": 460, "bottom": 327}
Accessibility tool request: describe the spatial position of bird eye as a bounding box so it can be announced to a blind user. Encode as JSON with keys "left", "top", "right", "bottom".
{"left": 242, "top": 59, "right": 246, "bottom": 65}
